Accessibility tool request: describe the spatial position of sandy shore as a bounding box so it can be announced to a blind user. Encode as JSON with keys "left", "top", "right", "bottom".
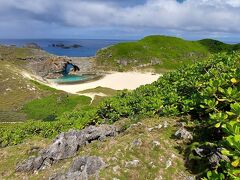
{"left": 47, "top": 72, "right": 161, "bottom": 94}
{"left": 21, "top": 70, "right": 161, "bottom": 99}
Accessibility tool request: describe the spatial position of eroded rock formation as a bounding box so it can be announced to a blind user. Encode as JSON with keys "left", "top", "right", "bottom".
{"left": 50, "top": 156, "right": 105, "bottom": 180}
{"left": 16, "top": 125, "right": 119, "bottom": 172}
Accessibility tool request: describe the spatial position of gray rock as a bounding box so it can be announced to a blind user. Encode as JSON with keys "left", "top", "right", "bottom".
{"left": 69, "top": 156, "right": 105, "bottom": 175}
{"left": 16, "top": 125, "right": 118, "bottom": 172}
{"left": 125, "top": 160, "right": 140, "bottom": 168}
{"left": 163, "top": 121, "right": 169, "bottom": 128}
{"left": 50, "top": 156, "right": 105, "bottom": 180}
{"left": 194, "top": 147, "right": 230, "bottom": 169}
{"left": 165, "top": 159, "right": 172, "bottom": 169}
{"left": 175, "top": 127, "right": 193, "bottom": 140}
{"left": 148, "top": 127, "right": 154, "bottom": 132}
{"left": 186, "top": 176, "right": 195, "bottom": 180}
{"left": 155, "top": 124, "right": 162, "bottom": 129}
{"left": 152, "top": 141, "right": 160, "bottom": 147}
{"left": 113, "top": 165, "right": 120, "bottom": 173}
{"left": 131, "top": 138, "right": 142, "bottom": 147}
{"left": 117, "top": 60, "right": 128, "bottom": 66}
{"left": 16, "top": 156, "right": 44, "bottom": 172}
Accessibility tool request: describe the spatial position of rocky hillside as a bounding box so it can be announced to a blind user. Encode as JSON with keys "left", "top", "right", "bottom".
{"left": 0, "top": 45, "right": 95, "bottom": 122}
{"left": 0, "top": 118, "right": 193, "bottom": 179}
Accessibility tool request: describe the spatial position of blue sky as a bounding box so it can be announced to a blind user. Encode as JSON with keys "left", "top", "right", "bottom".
{"left": 0, "top": 0, "right": 239, "bottom": 42}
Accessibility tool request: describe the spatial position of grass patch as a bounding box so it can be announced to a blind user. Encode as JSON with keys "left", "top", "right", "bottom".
{"left": 96, "top": 35, "right": 240, "bottom": 72}
{"left": 22, "top": 93, "right": 91, "bottom": 121}
{"left": 30, "top": 80, "right": 61, "bottom": 93}
{"left": 78, "top": 86, "right": 119, "bottom": 96}
{"left": 96, "top": 35, "right": 210, "bottom": 72}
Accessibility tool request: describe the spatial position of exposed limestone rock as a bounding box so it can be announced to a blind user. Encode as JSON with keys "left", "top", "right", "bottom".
{"left": 117, "top": 59, "right": 128, "bottom": 66}
{"left": 163, "top": 121, "right": 168, "bottom": 128}
{"left": 175, "top": 127, "right": 193, "bottom": 140}
{"left": 194, "top": 147, "right": 230, "bottom": 169}
{"left": 50, "top": 156, "right": 105, "bottom": 180}
{"left": 131, "top": 138, "right": 142, "bottom": 147}
{"left": 125, "top": 160, "right": 140, "bottom": 168}
{"left": 112, "top": 165, "right": 120, "bottom": 173}
{"left": 16, "top": 125, "right": 119, "bottom": 172}
{"left": 165, "top": 159, "right": 172, "bottom": 169}
{"left": 152, "top": 140, "right": 160, "bottom": 147}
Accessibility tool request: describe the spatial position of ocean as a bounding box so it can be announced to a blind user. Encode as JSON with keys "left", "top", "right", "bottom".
{"left": 0, "top": 39, "right": 129, "bottom": 57}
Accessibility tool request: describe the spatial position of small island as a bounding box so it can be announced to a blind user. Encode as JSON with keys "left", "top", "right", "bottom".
{"left": 50, "top": 43, "right": 82, "bottom": 49}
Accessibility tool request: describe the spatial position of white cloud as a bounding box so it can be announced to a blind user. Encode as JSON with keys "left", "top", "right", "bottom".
{"left": 61, "top": 0, "right": 240, "bottom": 32}
{"left": 0, "top": 0, "right": 239, "bottom": 38}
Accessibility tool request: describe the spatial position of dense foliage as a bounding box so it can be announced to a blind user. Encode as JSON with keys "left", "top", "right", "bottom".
{"left": 96, "top": 52, "right": 240, "bottom": 178}
{"left": 0, "top": 107, "right": 96, "bottom": 147}
{"left": 198, "top": 39, "right": 240, "bottom": 53}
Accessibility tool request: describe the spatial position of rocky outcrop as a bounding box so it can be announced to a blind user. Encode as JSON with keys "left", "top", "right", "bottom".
{"left": 16, "top": 125, "right": 119, "bottom": 172}
{"left": 175, "top": 127, "right": 193, "bottom": 140}
{"left": 194, "top": 147, "right": 230, "bottom": 169}
{"left": 51, "top": 43, "right": 82, "bottom": 49}
{"left": 23, "top": 43, "right": 42, "bottom": 50}
{"left": 50, "top": 156, "right": 105, "bottom": 180}
{"left": 27, "top": 56, "right": 96, "bottom": 79}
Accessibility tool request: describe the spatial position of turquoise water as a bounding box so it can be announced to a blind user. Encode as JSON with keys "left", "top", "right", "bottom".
{"left": 51, "top": 75, "right": 92, "bottom": 84}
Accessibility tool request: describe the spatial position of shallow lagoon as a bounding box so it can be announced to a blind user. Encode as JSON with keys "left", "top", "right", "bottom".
{"left": 49, "top": 74, "right": 98, "bottom": 84}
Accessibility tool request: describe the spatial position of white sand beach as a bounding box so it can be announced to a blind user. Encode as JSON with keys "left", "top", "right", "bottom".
{"left": 47, "top": 72, "right": 161, "bottom": 94}
{"left": 21, "top": 71, "right": 161, "bottom": 98}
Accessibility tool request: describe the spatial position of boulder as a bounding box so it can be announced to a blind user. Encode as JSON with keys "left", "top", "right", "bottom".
{"left": 131, "top": 138, "right": 142, "bottom": 147}
{"left": 125, "top": 160, "right": 140, "bottom": 168}
{"left": 175, "top": 127, "right": 193, "bottom": 140}
{"left": 16, "top": 125, "right": 119, "bottom": 172}
{"left": 50, "top": 156, "right": 105, "bottom": 180}
{"left": 194, "top": 147, "right": 230, "bottom": 169}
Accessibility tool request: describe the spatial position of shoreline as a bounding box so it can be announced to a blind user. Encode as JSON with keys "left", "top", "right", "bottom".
{"left": 21, "top": 70, "right": 161, "bottom": 98}
{"left": 47, "top": 72, "right": 161, "bottom": 94}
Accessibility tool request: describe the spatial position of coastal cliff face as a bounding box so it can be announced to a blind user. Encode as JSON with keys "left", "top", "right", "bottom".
{"left": 29, "top": 56, "right": 96, "bottom": 79}
{"left": 0, "top": 45, "right": 96, "bottom": 122}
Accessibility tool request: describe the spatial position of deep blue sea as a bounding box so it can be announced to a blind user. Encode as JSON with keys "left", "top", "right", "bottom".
{"left": 0, "top": 39, "right": 129, "bottom": 57}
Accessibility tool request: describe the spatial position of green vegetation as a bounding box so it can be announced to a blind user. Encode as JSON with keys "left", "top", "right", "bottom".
{"left": 1, "top": 52, "right": 240, "bottom": 178}
{"left": 23, "top": 93, "right": 91, "bottom": 121}
{"left": 0, "top": 107, "right": 96, "bottom": 147}
{"left": 198, "top": 39, "right": 240, "bottom": 53}
{"left": 0, "top": 61, "right": 41, "bottom": 122}
{"left": 96, "top": 35, "right": 240, "bottom": 72}
{"left": 0, "top": 46, "right": 51, "bottom": 122}
{"left": 0, "top": 45, "right": 33, "bottom": 61}
{"left": 78, "top": 86, "right": 118, "bottom": 96}
{"left": 96, "top": 52, "right": 240, "bottom": 179}
{"left": 0, "top": 46, "right": 92, "bottom": 122}
{"left": 0, "top": 118, "right": 192, "bottom": 179}
{"left": 1, "top": 38, "right": 240, "bottom": 179}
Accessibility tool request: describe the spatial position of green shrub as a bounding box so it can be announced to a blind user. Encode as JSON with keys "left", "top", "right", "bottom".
{"left": 96, "top": 52, "right": 240, "bottom": 178}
